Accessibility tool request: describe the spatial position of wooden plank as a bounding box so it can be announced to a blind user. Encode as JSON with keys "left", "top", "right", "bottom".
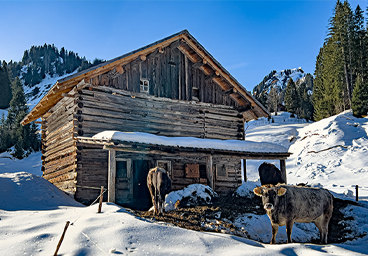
{"left": 43, "top": 164, "right": 77, "bottom": 180}
{"left": 43, "top": 140, "right": 75, "bottom": 158}
{"left": 206, "top": 155, "right": 214, "bottom": 189}
{"left": 44, "top": 146, "right": 76, "bottom": 162}
{"left": 47, "top": 171, "right": 77, "bottom": 184}
{"left": 242, "top": 159, "right": 247, "bottom": 182}
{"left": 280, "top": 159, "right": 287, "bottom": 184}
{"left": 108, "top": 149, "right": 116, "bottom": 203}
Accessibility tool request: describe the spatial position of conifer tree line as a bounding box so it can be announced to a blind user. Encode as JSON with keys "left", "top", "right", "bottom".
{"left": 4, "top": 44, "right": 104, "bottom": 87}
{"left": 314, "top": 0, "right": 368, "bottom": 120}
{"left": 0, "top": 78, "right": 40, "bottom": 158}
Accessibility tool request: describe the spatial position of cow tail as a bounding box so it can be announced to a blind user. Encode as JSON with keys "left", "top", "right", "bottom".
{"left": 155, "top": 169, "right": 158, "bottom": 214}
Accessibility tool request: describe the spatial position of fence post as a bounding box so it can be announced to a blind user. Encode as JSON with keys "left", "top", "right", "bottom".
{"left": 98, "top": 186, "right": 104, "bottom": 213}
{"left": 356, "top": 185, "right": 359, "bottom": 202}
{"left": 54, "top": 221, "right": 70, "bottom": 256}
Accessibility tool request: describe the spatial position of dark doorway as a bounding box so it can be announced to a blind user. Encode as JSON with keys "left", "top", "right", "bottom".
{"left": 132, "top": 160, "right": 152, "bottom": 210}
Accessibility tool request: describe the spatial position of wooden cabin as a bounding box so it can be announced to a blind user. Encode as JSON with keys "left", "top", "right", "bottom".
{"left": 21, "top": 30, "right": 291, "bottom": 210}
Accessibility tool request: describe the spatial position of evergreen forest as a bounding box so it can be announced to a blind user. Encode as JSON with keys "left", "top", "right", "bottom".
{"left": 0, "top": 44, "right": 104, "bottom": 158}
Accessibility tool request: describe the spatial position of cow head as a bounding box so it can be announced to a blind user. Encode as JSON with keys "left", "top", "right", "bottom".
{"left": 253, "top": 186, "right": 287, "bottom": 212}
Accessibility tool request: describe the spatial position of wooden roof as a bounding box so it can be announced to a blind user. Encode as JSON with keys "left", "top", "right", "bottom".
{"left": 77, "top": 136, "right": 291, "bottom": 160}
{"left": 21, "top": 30, "right": 269, "bottom": 125}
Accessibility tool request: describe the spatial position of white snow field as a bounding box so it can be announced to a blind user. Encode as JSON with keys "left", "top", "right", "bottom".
{"left": 1, "top": 110, "right": 368, "bottom": 255}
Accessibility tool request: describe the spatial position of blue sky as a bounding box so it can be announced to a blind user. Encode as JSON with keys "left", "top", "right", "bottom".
{"left": 0, "top": 0, "right": 365, "bottom": 91}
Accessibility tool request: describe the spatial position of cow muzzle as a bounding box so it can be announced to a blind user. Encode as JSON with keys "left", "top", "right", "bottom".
{"left": 264, "top": 203, "right": 274, "bottom": 211}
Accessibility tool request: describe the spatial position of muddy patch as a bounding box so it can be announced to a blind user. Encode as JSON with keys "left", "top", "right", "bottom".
{"left": 131, "top": 195, "right": 365, "bottom": 244}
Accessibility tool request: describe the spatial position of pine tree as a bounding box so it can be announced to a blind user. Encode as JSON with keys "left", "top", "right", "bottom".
{"left": 353, "top": 5, "right": 367, "bottom": 83}
{"left": 267, "top": 87, "right": 279, "bottom": 114}
{"left": 0, "top": 62, "right": 12, "bottom": 109}
{"left": 298, "top": 82, "right": 314, "bottom": 121}
{"left": 352, "top": 75, "right": 368, "bottom": 116}
{"left": 284, "top": 78, "right": 299, "bottom": 114}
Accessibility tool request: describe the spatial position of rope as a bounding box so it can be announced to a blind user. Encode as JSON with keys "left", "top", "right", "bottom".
{"left": 68, "top": 189, "right": 110, "bottom": 255}
{"left": 71, "top": 188, "right": 107, "bottom": 225}
{"left": 76, "top": 185, "right": 106, "bottom": 190}
{"left": 79, "top": 230, "right": 109, "bottom": 256}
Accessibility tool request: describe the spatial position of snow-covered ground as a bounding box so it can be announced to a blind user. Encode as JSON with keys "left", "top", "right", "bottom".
{"left": 1, "top": 110, "right": 368, "bottom": 255}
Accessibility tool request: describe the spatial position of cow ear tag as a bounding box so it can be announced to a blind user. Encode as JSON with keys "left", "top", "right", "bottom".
{"left": 278, "top": 187, "right": 287, "bottom": 196}
{"left": 253, "top": 187, "right": 263, "bottom": 196}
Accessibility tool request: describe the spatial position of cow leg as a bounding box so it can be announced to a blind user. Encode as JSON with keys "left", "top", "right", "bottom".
{"left": 286, "top": 220, "right": 294, "bottom": 243}
{"left": 271, "top": 224, "right": 279, "bottom": 244}
{"left": 321, "top": 215, "right": 330, "bottom": 244}
{"left": 313, "top": 216, "right": 325, "bottom": 244}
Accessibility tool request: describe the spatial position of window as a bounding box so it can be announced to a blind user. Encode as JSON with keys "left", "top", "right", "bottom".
{"left": 140, "top": 79, "right": 149, "bottom": 94}
{"left": 216, "top": 164, "right": 227, "bottom": 178}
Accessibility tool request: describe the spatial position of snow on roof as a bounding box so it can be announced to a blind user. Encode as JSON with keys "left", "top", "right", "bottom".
{"left": 92, "top": 131, "right": 288, "bottom": 154}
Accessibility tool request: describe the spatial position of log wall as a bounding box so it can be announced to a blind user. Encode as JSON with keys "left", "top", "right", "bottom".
{"left": 41, "top": 97, "right": 77, "bottom": 194}
{"left": 74, "top": 87, "right": 244, "bottom": 140}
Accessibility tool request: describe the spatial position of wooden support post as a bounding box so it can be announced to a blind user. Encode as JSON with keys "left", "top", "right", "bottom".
{"left": 54, "top": 221, "right": 70, "bottom": 256}
{"left": 206, "top": 155, "right": 214, "bottom": 190}
{"left": 108, "top": 150, "right": 116, "bottom": 203}
{"left": 280, "top": 159, "right": 287, "bottom": 184}
{"left": 242, "top": 159, "right": 247, "bottom": 182}
{"left": 356, "top": 185, "right": 359, "bottom": 202}
{"left": 98, "top": 186, "right": 104, "bottom": 213}
{"left": 185, "top": 56, "right": 189, "bottom": 101}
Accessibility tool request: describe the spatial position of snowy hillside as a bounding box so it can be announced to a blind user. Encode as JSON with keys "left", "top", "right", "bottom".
{"left": 245, "top": 110, "right": 368, "bottom": 200}
{"left": 23, "top": 70, "right": 77, "bottom": 110}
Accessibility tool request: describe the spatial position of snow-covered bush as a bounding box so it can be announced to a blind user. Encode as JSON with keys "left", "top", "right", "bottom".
{"left": 233, "top": 181, "right": 261, "bottom": 198}
{"left": 164, "top": 184, "right": 217, "bottom": 211}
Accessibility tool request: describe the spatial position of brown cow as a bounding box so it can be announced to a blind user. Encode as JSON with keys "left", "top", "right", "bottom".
{"left": 258, "top": 162, "right": 285, "bottom": 186}
{"left": 253, "top": 184, "right": 333, "bottom": 244}
{"left": 147, "top": 167, "right": 172, "bottom": 216}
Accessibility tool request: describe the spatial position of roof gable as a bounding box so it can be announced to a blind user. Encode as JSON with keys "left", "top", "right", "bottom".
{"left": 22, "top": 30, "right": 269, "bottom": 125}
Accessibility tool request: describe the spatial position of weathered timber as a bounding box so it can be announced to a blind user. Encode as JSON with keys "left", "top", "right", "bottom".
{"left": 53, "top": 180, "right": 76, "bottom": 191}
{"left": 44, "top": 154, "right": 77, "bottom": 170}
{"left": 45, "top": 136, "right": 74, "bottom": 153}
{"left": 45, "top": 121, "right": 74, "bottom": 140}
{"left": 45, "top": 127, "right": 74, "bottom": 147}
{"left": 43, "top": 164, "right": 77, "bottom": 180}
{"left": 108, "top": 150, "right": 116, "bottom": 203}
{"left": 44, "top": 146, "right": 76, "bottom": 162}
{"left": 48, "top": 171, "right": 77, "bottom": 184}
{"left": 43, "top": 140, "right": 75, "bottom": 158}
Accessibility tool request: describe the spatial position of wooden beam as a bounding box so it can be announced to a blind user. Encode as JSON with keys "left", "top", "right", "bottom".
{"left": 177, "top": 45, "right": 198, "bottom": 63}
{"left": 170, "top": 39, "right": 184, "bottom": 49}
{"left": 192, "top": 60, "right": 206, "bottom": 69}
{"left": 116, "top": 65, "right": 124, "bottom": 74}
{"left": 237, "top": 104, "right": 252, "bottom": 113}
{"left": 242, "top": 159, "right": 247, "bottom": 182}
{"left": 224, "top": 88, "right": 236, "bottom": 95}
{"left": 205, "top": 72, "right": 219, "bottom": 82}
{"left": 185, "top": 56, "right": 189, "bottom": 101}
{"left": 108, "top": 149, "right": 116, "bottom": 203}
{"left": 280, "top": 159, "right": 287, "bottom": 184}
{"left": 140, "top": 55, "right": 147, "bottom": 61}
{"left": 206, "top": 155, "right": 214, "bottom": 189}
